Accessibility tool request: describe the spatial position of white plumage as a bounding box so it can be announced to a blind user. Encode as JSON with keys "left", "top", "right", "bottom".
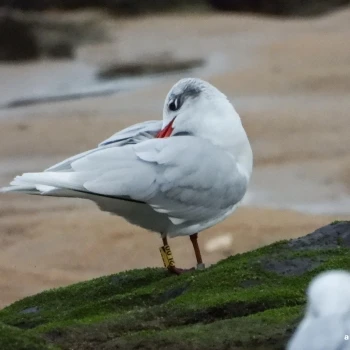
{"left": 287, "top": 270, "right": 350, "bottom": 350}
{"left": 2, "top": 78, "right": 253, "bottom": 239}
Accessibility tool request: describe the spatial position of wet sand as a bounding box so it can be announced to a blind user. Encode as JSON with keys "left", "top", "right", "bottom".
{"left": 1, "top": 10, "right": 350, "bottom": 307}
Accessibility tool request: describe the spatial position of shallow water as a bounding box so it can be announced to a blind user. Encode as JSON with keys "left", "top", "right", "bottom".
{"left": 0, "top": 51, "right": 232, "bottom": 113}
{"left": 0, "top": 61, "right": 159, "bottom": 112}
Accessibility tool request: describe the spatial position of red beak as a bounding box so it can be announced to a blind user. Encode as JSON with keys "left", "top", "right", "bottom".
{"left": 156, "top": 119, "right": 175, "bottom": 138}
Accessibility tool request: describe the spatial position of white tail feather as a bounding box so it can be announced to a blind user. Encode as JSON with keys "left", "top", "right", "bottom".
{"left": 1, "top": 184, "right": 40, "bottom": 194}
{"left": 9, "top": 171, "right": 96, "bottom": 191}
{"left": 1, "top": 170, "right": 99, "bottom": 198}
{"left": 1, "top": 182, "right": 93, "bottom": 199}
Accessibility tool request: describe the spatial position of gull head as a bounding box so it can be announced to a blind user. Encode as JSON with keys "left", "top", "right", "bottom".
{"left": 160, "top": 78, "right": 241, "bottom": 142}
{"left": 306, "top": 270, "right": 350, "bottom": 318}
{"left": 157, "top": 77, "right": 253, "bottom": 181}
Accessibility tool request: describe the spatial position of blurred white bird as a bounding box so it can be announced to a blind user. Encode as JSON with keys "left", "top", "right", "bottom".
{"left": 287, "top": 270, "right": 350, "bottom": 350}
{"left": 1, "top": 78, "right": 253, "bottom": 274}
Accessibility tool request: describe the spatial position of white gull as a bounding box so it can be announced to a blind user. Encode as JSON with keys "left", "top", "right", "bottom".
{"left": 1, "top": 78, "right": 253, "bottom": 274}
{"left": 287, "top": 270, "right": 350, "bottom": 350}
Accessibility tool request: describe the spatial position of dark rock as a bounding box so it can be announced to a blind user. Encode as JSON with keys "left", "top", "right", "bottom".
{"left": 260, "top": 222, "right": 350, "bottom": 276}
{"left": 0, "top": 0, "right": 207, "bottom": 14}
{"left": 44, "top": 41, "right": 74, "bottom": 59}
{"left": 288, "top": 221, "right": 350, "bottom": 250}
{"left": 0, "top": 13, "right": 39, "bottom": 61}
{"left": 208, "top": 0, "right": 350, "bottom": 16}
{"left": 0, "top": 10, "right": 107, "bottom": 61}
{"left": 208, "top": 0, "right": 260, "bottom": 12}
{"left": 2, "top": 0, "right": 350, "bottom": 15}
{"left": 97, "top": 56, "right": 204, "bottom": 80}
{"left": 0, "top": 0, "right": 52, "bottom": 11}
{"left": 261, "top": 257, "right": 324, "bottom": 276}
{"left": 105, "top": 0, "right": 207, "bottom": 15}
{"left": 19, "top": 307, "right": 40, "bottom": 315}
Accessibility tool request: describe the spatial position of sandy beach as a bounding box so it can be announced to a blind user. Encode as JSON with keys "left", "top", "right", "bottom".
{"left": 0, "top": 9, "right": 349, "bottom": 308}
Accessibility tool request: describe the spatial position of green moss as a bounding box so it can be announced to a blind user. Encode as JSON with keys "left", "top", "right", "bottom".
{"left": 103, "top": 306, "right": 302, "bottom": 350}
{"left": 0, "top": 223, "right": 349, "bottom": 350}
{"left": 0, "top": 322, "right": 52, "bottom": 350}
{"left": 331, "top": 220, "right": 349, "bottom": 225}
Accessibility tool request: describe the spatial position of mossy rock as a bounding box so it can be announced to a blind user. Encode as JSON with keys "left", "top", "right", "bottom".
{"left": 0, "top": 222, "right": 349, "bottom": 350}
{"left": 0, "top": 322, "right": 50, "bottom": 350}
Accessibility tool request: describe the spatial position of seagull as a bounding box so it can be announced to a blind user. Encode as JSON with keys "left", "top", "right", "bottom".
{"left": 1, "top": 78, "right": 253, "bottom": 274}
{"left": 287, "top": 270, "right": 350, "bottom": 350}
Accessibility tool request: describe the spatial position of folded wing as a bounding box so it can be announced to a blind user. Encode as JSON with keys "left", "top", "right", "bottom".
{"left": 45, "top": 120, "right": 162, "bottom": 172}
{"left": 98, "top": 120, "right": 162, "bottom": 146}
{"left": 6, "top": 136, "right": 248, "bottom": 225}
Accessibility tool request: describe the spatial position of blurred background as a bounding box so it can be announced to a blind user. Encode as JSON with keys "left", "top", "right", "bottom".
{"left": 0, "top": 0, "right": 349, "bottom": 307}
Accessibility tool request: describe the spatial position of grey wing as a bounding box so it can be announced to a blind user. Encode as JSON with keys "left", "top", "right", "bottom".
{"left": 98, "top": 120, "right": 162, "bottom": 146}
{"left": 15, "top": 136, "right": 248, "bottom": 224}
{"left": 72, "top": 136, "right": 248, "bottom": 224}
{"left": 45, "top": 120, "right": 162, "bottom": 172}
{"left": 288, "top": 316, "right": 350, "bottom": 350}
{"left": 17, "top": 136, "right": 248, "bottom": 225}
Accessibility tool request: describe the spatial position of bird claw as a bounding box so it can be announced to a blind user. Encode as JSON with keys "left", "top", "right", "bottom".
{"left": 197, "top": 263, "right": 205, "bottom": 270}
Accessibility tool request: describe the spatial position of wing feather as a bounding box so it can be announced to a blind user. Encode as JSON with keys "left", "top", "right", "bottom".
{"left": 46, "top": 120, "right": 162, "bottom": 172}
{"left": 80, "top": 136, "right": 247, "bottom": 222}
{"left": 98, "top": 120, "right": 161, "bottom": 146}
{"left": 7, "top": 135, "right": 248, "bottom": 226}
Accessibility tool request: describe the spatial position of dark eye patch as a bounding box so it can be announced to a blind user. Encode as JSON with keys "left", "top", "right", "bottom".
{"left": 168, "top": 85, "right": 201, "bottom": 112}
{"left": 168, "top": 98, "right": 179, "bottom": 111}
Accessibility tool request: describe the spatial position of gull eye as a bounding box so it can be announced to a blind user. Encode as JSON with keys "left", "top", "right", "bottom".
{"left": 168, "top": 98, "right": 180, "bottom": 111}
